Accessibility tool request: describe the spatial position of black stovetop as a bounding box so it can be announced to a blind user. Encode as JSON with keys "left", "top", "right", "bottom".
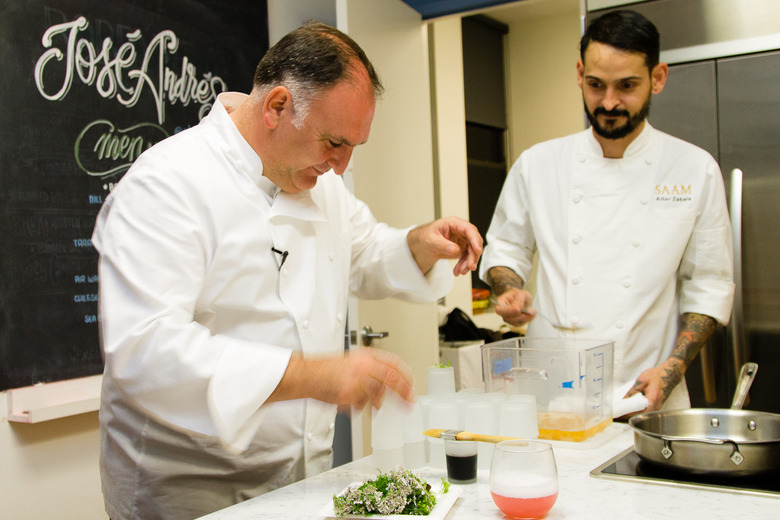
{"left": 590, "top": 447, "right": 780, "bottom": 498}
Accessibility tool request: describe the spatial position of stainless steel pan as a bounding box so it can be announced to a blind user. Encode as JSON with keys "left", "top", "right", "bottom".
{"left": 629, "top": 363, "right": 780, "bottom": 476}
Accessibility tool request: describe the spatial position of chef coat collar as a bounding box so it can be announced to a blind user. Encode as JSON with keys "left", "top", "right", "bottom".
{"left": 257, "top": 175, "right": 281, "bottom": 203}
{"left": 211, "top": 92, "right": 279, "bottom": 202}
{"left": 585, "top": 122, "right": 655, "bottom": 160}
{"left": 211, "top": 92, "right": 323, "bottom": 220}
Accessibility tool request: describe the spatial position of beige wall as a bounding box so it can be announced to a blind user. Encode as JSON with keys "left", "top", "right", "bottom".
{"left": 502, "top": 0, "right": 585, "bottom": 162}
{"left": 429, "top": 17, "right": 473, "bottom": 318}
{"left": 0, "top": 394, "right": 105, "bottom": 519}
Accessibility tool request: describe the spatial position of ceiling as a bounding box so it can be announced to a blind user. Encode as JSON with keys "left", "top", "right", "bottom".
{"left": 399, "top": 0, "right": 522, "bottom": 19}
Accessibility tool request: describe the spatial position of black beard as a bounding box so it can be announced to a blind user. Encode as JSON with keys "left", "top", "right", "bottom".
{"left": 585, "top": 98, "right": 651, "bottom": 140}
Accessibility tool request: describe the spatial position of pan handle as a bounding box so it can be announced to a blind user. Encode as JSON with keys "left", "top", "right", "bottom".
{"left": 659, "top": 436, "right": 745, "bottom": 466}
{"left": 731, "top": 362, "right": 758, "bottom": 409}
{"left": 659, "top": 434, "right": 726, "bottom": 446}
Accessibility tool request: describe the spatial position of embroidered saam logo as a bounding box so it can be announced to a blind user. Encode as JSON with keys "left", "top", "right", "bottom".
{"left": 655, "top": 184, "right": 692, "bottom": 202}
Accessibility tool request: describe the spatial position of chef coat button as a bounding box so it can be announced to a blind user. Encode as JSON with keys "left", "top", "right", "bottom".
{"left": 282, "top": 268, "right": 289, "bottom": 277}
{"left": 577, "top": 154, "right": 586, "bottom": 163}
{"left": 572, "top": 235, "right": 582, "bottom": 244}
{"left": 329, "top": 423, "right": 335, "bottom": 431}
{"left": 573, "top": 193, "right": 583, "bottom": 203}
{"left": 328, "top": 251, "right": 335, "bottom": 261}
{"left": 307, "top": 433, "right": 313, "bottom": 441}
{"left": 616, "top": 321, "right": 625, "bottom": 329}
{"left": 632, "top": 239, "right": 641, "bottom": 247}
{"left": 645, "top": 158, "right": 653, "bottom": 165}
{"left": 336, "top": 312, "right": 344, "bottom": 322}
{"left": 640, "top": 198, "right": 649, "bottom": 205}
{"left": 302, "top": 320, "right": 310, "bottom": 329}
{"left": 572, "top": 316, "right": 581, "bottom": 325}
{"left": 622, "top": 278, "right": 632, "bottom": 288}
{"left": 572, "top": 277, "right": 581, "bottom": 285}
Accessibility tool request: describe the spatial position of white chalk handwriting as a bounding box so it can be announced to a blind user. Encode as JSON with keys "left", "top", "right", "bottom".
{"left": 34, "top": 16, "right": 227, "bottom": 125}
{"left": 75, "top": 119, "right": 168, "bottom": 178}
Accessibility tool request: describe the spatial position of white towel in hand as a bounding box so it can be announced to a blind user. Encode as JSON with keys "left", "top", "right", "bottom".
{"left": 613, "top": 382, "right": 649, "bottom": 418}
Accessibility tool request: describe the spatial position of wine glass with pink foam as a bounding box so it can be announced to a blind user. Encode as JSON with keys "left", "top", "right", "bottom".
{"left": 489, "top": 440, "right": 559, "bottom": 519}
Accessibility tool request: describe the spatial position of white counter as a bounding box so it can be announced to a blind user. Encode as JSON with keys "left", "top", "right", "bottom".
{"left": 198, "top": 424, "right": 777, "bottom": 519}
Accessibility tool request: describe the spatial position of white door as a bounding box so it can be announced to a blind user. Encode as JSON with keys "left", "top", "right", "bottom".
{"left": 337, "top": 0, "right": 441, "bottom": 458}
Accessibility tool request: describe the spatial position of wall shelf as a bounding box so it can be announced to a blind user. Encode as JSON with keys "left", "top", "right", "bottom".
{"left": 6, "top": 375, "right": 101, "bottom": 423}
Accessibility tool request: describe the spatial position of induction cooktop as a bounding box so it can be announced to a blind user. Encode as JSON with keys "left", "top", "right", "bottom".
{"left": 590, "top": 447, "right": 780, "bottom": 498}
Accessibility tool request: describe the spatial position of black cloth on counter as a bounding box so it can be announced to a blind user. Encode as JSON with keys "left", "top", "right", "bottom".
{"left": 439, "top": 307, "right": 518, "bottom": 343}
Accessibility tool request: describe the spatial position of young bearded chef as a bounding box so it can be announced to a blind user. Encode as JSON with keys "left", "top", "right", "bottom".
{"left": 92, "top": 22, "right": 482, "bottom": 520}
{"left": 480, "top": 10, "right": 734, "bottom": 415}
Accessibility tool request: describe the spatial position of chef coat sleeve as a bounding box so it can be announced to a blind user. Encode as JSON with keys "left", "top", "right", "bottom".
{"left": 92, "top": 160, "right": 290, "bottom": 452}
{"left": 345, "top": 192, "right": 453, "bottom": 302}
{"left": 677, "top": 159, "right": 735, "bottom": 325}
{"left": 478, "top": 154, "right": 536, "bottom": 285}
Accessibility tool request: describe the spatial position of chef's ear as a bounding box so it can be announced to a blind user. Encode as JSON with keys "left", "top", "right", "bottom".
{"left": 263, "top": 86, "right": 292, "bottom": 129}
{"left": 651, "top": 62, "right": 669, "bottom": 95}
{"left": 576, "top": 59, "right": 585, "bottom": 89}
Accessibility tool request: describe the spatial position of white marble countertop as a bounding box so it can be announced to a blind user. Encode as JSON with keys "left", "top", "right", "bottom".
{"left": 198, "top": 424, "right": 777, "bottom": 519}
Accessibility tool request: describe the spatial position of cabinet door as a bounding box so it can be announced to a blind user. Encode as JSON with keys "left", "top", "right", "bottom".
{"left": 718, "top": 51, "right": 780, "bottom": 413}
{"left": 650, "top": 60, "right": 719, "bottom": 161}
{"left": 718, "top": 51, "right": 780, "bottom": 332}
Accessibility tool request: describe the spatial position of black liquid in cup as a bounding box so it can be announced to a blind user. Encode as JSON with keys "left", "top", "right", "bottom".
{"left": 444, "top": 440, "right": 478, "bottom": 484}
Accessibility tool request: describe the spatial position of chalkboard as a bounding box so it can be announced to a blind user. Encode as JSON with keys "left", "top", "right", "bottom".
{"left": 0, "top": 0, "right": 269, "bottom": 391}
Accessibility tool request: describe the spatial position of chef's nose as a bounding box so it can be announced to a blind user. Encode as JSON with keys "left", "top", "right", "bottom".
{"left": 328, "top": 146, "right": 354, "bottom": 175}
{"left": 602, "top": 87, "right": 621, "bottom": 111}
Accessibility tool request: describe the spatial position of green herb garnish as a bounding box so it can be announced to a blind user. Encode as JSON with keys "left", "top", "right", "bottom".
{"left": 433, "top": 361, "right": 451, "bottom": 369}
{"left": 333, "top": 466, "right": 449, "bottom": 516}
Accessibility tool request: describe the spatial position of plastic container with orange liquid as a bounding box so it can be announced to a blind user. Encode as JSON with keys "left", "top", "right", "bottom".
{"left": 481, "top": 337, "right": 614, "bottom": 442}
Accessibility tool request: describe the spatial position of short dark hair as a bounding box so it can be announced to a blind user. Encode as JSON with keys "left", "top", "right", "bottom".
{"left": 253, "top": 21, "right": 383, "bottom": 99}
{"left": 580, "top": 10, "right": 660, "bottom": 70}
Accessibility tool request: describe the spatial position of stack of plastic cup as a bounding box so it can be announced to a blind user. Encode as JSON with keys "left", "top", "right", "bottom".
{"left": 485, "top": 391, "right": 508, "bottom": 408}
{"left": 402, "top": 401, "right": 426, "bottom": 469}
{"left": 464, "top": 399, "right": 497, "bottom": 469}
{"left": 498, "top": 394, "right": 539, "bottom": 439}
{"left": 372, "top": 390, "right": 407, "bottom": 470}
{"left": 427, "top": 365, "right": 456, "bottom": 395}
{"left": 426, "top": 399, "right": 458, "bottom": 469}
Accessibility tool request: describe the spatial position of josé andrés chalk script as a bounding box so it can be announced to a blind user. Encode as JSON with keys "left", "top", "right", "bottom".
{"left": 34, "top": 16, "right": 227, "bottom": 125}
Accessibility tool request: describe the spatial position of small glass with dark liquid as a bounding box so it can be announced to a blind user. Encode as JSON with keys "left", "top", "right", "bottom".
{"left": 444, "top": 439, "right": 478, "bottom": 484}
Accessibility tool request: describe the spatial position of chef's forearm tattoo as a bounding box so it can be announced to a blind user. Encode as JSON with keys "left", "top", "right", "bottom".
{"left": 487, "top": 266, "right": 524, "bottom": 295}
{"left": 660, "top": 313, "right": 717, "bottom": 400}
{"left": 672, "top": 313, "right": 717, "bottom": 365}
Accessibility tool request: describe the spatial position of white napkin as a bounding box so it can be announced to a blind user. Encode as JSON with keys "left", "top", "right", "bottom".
{"left": 612, "top": 382, "right": 649, "bottom": 418}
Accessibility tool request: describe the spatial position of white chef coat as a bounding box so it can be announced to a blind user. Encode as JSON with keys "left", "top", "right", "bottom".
{"left": 480, "top": 124, "right": 734, "bottom": 410}
{"left": 91, "top": 92, "right": 453, "bottom": 520}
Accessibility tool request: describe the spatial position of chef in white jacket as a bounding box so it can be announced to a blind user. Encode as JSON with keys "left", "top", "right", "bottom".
{"left": 92, "top": 22, "right": 482, "bottom": 520}
{"left": 480, "top": 11, "right": 733, "bottom": 415}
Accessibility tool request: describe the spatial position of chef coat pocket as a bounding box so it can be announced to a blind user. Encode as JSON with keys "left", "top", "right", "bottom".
{"left": 649, "top": 207, "right": 696, "bottom": 224}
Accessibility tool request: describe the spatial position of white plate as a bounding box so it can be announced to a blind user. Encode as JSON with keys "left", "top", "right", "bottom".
{"left": 318, "top": 481, "right": 462, "bottom": 519}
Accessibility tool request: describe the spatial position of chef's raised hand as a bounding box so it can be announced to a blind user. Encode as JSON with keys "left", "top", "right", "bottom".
{"left": 268, "top": 348, "right": 416, "bottom": 411}
{"left": 407, "top": 216, "right": 483, "bottom": 276}
{"left": 493, "top": 288, "right": 535, "bottom": 327}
